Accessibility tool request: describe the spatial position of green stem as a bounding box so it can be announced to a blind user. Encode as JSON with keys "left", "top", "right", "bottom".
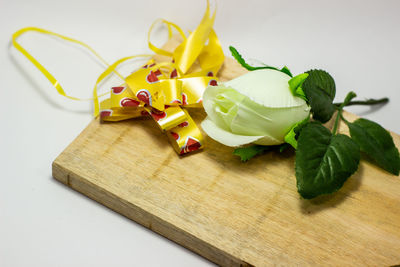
{"left": 334, "top": 97, "right": 388, "bottom": 107}
{"left": 332, "top": 91, "right": 357, "bottom": 135}
{"left": 332, "top": 109, "right": 342, "bottom": 136}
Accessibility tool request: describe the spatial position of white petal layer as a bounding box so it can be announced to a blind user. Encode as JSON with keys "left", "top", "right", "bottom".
{"left": 201, "top": 117, "right": 280, "bottom": 147}
{"left": 202, "top": 85, "right": 244, "bottom": 131}
{"left": 201, "top": 118, "right": 262, "bottom": 146}
{"left": 224, "top": 69, "right": 306, "bottom": 108}
{"left": 231, "top": 99, "right": 310, "bottom": 141}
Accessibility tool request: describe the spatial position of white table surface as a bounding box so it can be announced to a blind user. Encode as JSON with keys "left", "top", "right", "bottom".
{"left": 1, "top": 0, "right": 399, "bottom": 266}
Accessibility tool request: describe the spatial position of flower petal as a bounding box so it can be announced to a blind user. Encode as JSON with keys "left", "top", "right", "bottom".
{"left": 224, "top": 69, "right": 306, "bottom": 108}
{"left": 203, "top": 85, "right": 230, "bottom": 131}
{"left": 230, "top": 98, "right": 310, "bottom": 141}
{"left": 201, "top": 117, "right": 265, "bottom": 147}
{"left": 203, "top": 85, "right": 244, "bottom": 130}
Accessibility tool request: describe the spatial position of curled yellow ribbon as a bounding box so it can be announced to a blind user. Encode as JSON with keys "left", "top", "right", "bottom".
{"left": 12, "top": 0, "right": 225, "bottom": 155}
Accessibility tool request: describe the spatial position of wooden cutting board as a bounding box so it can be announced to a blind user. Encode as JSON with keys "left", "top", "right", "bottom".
{"left": 52, "top": 38, "right": 400, "bottom": 266}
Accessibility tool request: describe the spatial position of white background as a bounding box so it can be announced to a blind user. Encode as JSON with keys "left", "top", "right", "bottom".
{"left": 1, "top": 0, "right": 399, "bottom": 266}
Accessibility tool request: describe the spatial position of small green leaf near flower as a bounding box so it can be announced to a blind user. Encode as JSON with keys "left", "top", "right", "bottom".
{"left": 288, "top": 73, "right": 309, "bottom": 101}
{"left": 284, "top": 117, "right": 310, "bottom": 149}
{"left": 233, "top": 144, "right": 289, "bottom": 162}
{"left": 233, "top": 145, "right": 274, "bottom": 162}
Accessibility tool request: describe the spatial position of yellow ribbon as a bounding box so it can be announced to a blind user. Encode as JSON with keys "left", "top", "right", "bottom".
{"left": 12, "top": 0, "right": 225, "bottom": 155}
{"left": 11, "top": 27, "right": 126, "bottom": 100}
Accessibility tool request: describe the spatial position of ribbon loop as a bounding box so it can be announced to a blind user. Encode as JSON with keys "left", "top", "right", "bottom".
{"left": 148, "top": 19, "right": 187, "bottom": 57}
{"left": 166, "top": 109, "right": 204, "bottom": 155}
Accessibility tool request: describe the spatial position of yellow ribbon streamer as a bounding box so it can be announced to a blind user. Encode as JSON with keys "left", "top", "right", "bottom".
{"left": 173, "top": 0, "right": 217, "bottom": 75}
{"left": 12, "top": 27, "right": 125, "bottom": 100}
{"left": 148, "top": 19, "right": 187, "bottom": 57}
{"left": 12, "top": 0, "right": 225, "bottom": 155}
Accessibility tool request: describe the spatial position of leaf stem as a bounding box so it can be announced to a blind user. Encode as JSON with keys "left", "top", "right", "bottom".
{"left": 334, "top": 97, "right": 388, "bottom": 107}
{"left": 332, "top": 91, "right": 357, "bottom": 135}
{"left": 332, "top": 109, "right": 343, "bottom": 136}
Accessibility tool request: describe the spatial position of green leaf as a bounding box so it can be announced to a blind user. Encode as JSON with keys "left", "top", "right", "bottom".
{"left": 302, "top": 69, "right": 336, "bottom": 123}
{"left": 233, "top": 145, "right": 273, "bottom": 162}
{"left": 279, "top": 143, "right": 291, "bottom": 153}
{"left": 295, "top": 122, "right": 360, "bottom": 199}
{"left": 229, "top": 46, "right": 293, "bottom": 77}
{"left": 280, "top": 66, "right": 293, "bottom": 77}
{"left": 284, "top": 117, "right": 310, "bottom": 149}
{"left": 347, "top": 118, "right": 400, "bottom": 175}
{"left": 284, "top": 128, "right": 298, "bottom": 150}
{"left": 288, "top": 73, "right": 309, "bottom": 101}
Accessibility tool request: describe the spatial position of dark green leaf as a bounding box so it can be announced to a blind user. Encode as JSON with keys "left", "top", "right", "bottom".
{"left": 302, "top": 69, "right": 336, "bottom": 123}
{"left": 295, "top": 122, "right": 360, "bottom": 199}
{"left": 229, "top": 46, "right": 293, "bottom": 77}
{"left": 347, "top": 118, "right": 400, "bottom": 175}
{"left": 305, "top": 69, "right": 336, "bottom": 100}
{"left": 279, "top": 143, "right": 291, "bottom": 153}
{"left": 280, "top": 66, "right": 293, "bottom": 77}
{"left": 233, "top": 145, "right": 273, "bottom": 162}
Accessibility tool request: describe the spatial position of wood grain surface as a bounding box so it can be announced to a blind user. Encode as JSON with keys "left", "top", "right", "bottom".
{"left": 52, "top": 37, "right": 400, "bottom": 266}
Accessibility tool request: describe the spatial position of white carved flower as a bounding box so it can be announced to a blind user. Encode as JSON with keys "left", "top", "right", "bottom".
{"left": 201, "top": 69, "right": 310, "bottom": 146}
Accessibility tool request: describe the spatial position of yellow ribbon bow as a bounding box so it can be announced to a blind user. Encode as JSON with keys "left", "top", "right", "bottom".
{"left": 12, "top": 0, "right": 224, "bottom": 155}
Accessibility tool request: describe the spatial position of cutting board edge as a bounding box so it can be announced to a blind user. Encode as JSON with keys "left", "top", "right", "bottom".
{"left": 51, "top": 158, "right": 254, "bottom": 267}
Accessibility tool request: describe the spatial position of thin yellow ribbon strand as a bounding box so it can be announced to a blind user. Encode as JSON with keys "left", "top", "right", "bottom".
{"left": 148, "top": 19, "right": 187, "bottom": 57}
{"left": 12, "top": 27, "right": 127, "bottom": 101}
